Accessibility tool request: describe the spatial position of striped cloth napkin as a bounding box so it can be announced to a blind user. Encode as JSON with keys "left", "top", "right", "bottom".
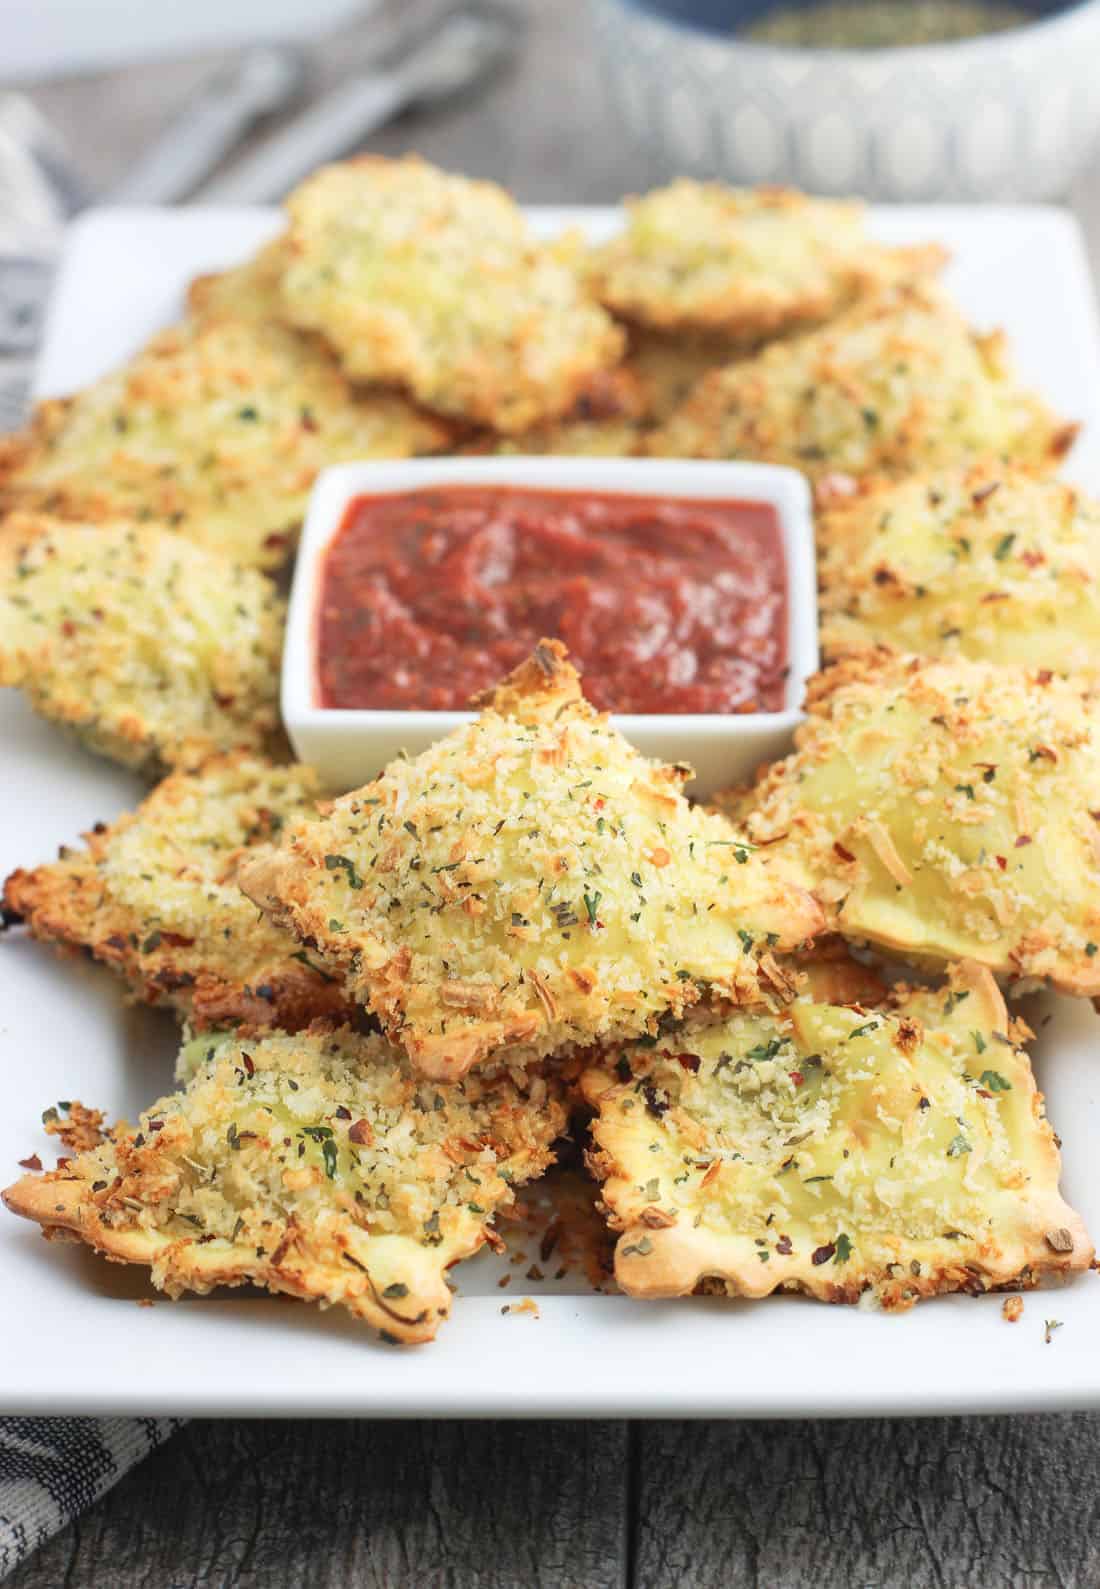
{"left": 0, "top": 1418, "right": 184, "bottom": 1578}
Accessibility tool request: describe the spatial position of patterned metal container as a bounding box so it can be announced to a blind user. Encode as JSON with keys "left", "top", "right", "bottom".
{"left": 592, "top": 0, "right": 1100, "bottom": 200}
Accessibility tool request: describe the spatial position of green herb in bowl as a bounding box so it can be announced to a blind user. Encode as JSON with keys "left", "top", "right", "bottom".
{"left": 743, "top": 1, "right": 1034, "bottom": 48}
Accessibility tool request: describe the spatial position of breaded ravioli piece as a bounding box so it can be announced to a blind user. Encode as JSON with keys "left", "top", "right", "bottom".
{"left": 581, "top": 962, "right": 1091, "bottom": 1307}
{"left": 625, "top": 329, "right": 747, "bottom": 427}
{"left": 819, "top": 463, "right": 1100, "bottom": 673}
{"left": 239, "top": 642, "right": 824, "bottom": 1082}
{"left": 471, "top": 366, "right": 648, "bottom": 457}
{"left": 3, "top": 1027, "right": 566, "bottom": 1343}
{"left": 650, "top": 285, "right": 1075, "bottom": 484}
{"left": 588, "top": 182, "right": 945, "bottom": 338}
{"left": 729, "top": 652, "right": 1100, "bottom": 995}
{"left": 3, "top": 756, "right": 350, "bottom": 1031}
{"left": 186, "top": 235, "right": 291, "bottom": 323}
{"left": 278, "top": 155, "right": 624, "bottom": 434}
{"left": 0, "top": 515, "right": 283, "bottom": 772}
{"left": 0, "top": 314, "right": 450, "bottom": 569}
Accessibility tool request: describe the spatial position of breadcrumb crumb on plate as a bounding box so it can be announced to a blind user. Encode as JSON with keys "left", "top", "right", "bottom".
{"left": 587, "top": 180, "right": 945, "bottom": 338}
{"left": 278, "top": 155, "right": 624, "bottom": 434}
{"left": 0, "top": 312, "right": 451, "bottom": 571}
{"left": 2, "top": 1027, "right": 567, "bottom": 1345}
{"left": 3, "top": 754, "right": 351, "bottom": 1033}
{"left": 240, "top": 640, "right": 824, "bottom": 1083}
{"left": 0, "top": 514, "right": 284, "bottom": 773}
{"left": 581, "top": 961, "right": 1091, "bottom": 1307}
{"left": 818, "top": 461, "right": 1100, "bottom": 674}
{"left": 650, "top": 284, "right": 1076, "bottom": 486}
{"left": 726, "top": 651, "right": 1100, "bottom": 996}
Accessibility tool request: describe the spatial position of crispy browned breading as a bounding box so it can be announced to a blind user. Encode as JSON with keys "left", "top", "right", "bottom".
{"left": 581, "top": 962, "right": 1091, "bottom": 1307}
{"left": 0, "top": 312, "right": 452, "bottom": 570}
{"left": 3, "top": 755, "right": 352, "bottom": 1032}
{"left": 239, "top": 642, "right": 824, "bottom": 1082}
{"left": 3, "top": 1026, "right": 567, "bottom": 1343}
{"left": 277, "top": 155, "right": 624, "bottom": 433}
{"left": 724, "top": 651, "right": 1100, "bottom": 996}
{"left": 588, "top": 180, "right": 945, "bottom": 337}
{"left": 650, "top": 285, "right": 1076, "bottom": 484}
{"left": 817, "top": 461, "right": 1100, "bottom": 672}
{"left": 0, "top": 513, "right": 284, "bottom": 772}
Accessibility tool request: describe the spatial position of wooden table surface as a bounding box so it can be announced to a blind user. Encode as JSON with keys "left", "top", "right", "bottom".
{"left": 9, "top": 3, "right": 1100, "bottom": 1584}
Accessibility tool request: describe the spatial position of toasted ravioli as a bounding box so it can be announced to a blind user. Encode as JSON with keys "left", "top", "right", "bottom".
{"left": 2, "top": 756, "right": 351, "bottom": 1031}
{"left": 278, "top": 156, "right": 624, "bottom": 433}
{"left": 475, "top": 366, "right": 648, "bottom": 457}
{"left": 2, "top": 1028, "right": 566, "bottom": 1343}
{"left": 0, "top": 515, "right": 283, "bottom": 772}
{"left": 186, "top": 235, "right": 291, "bottom": 323}
{"left": 625, "top": 329, "right": 747, "bottom": 426}
{"left": 239, "top": 642, "right": 824, "bottom": 1082}
{"left": 581, "top": 963, "right": 1091, "bottom": 1306}
{"left": 819, "top": 463, "right": 1100, "bottom": 672}
{"left": 730, "top": 652, "right": 1100, "bottom": 995}
{"left": 0, "top": 314, "right": 450, "bottom": 569}
{"left": 650, "top": 286, "right": 1075, "bottom": 483}
{"left": 588, "top": 182, "right": 944, "bottom": 337}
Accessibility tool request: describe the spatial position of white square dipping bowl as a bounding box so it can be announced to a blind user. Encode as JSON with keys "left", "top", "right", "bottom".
{"left": 283, "top": 456, "right": 818, "bottom": 798}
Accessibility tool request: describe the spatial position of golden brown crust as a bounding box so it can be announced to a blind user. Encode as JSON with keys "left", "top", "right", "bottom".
{"left": 279, "top": 155, "right": 624, "bottom": 433}
{"left": 4, "top": 1026, "right": 567, "bottom": 1344}
{"left": 817, "top": 461, "right": 1100, "bottom": 672}
{"left": 649, "top": 284, "right": 1076, "bottom": 483}
{"left": 0, "top": 513, "right": 285, "bottom": 773}
{"left": 587, "top": 181, "right": 946, "bottom": 338}
{"left": 581, "top": 962, "right": 1092, "bottom": 1307}
{"left": 0, "top": 314, "right": 451, "bottom": 570}
{"left": 240, "top": 643, "right": 824, "bottom": 1081}
{"left": 3, "top": 755, "right": 352, "bottom": 1032}
{"left": 725, "top": 651, "right": 1100, "bottom": 998}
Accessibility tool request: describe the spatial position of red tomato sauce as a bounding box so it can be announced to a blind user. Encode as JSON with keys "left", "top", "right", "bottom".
{"left": 316, "top": 486, "right": 788, "bottom": 715}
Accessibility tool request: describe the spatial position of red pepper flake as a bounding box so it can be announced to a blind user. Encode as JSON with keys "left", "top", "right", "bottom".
{"left": 833, "top": 842, "right": 856, "bottom": 864}
{"left": 995, "top": 855, "right": 1007, "bottom": 871}
{"left": 159, "top": 931, "right": 195, "bottom": 948}
{"left": 60, "top": 619, "right": 77, "bottom": 638}
{"left": 1035, "top": 667, "right": 1053, "bottom": 684}
{"left": 789, "top": 1071, "right": 805, "bottom": 1087}
{"left": 811, "top": 1243, "right": 836, "bottom": 1266}
{"left": 594, "top": 798, "right": 605, "bottom": 811}
{"left": 1015, "top": 835, "right": 1032, "bottom": 849}
{"left": 17, "top": 1154, "right": 42, "bottom": 1172}
{"left": 676, "top": 1053, "right": 701, "bottom": 1073}
{"left": 241, "top": 1052, "right": 255, "bottom": 1078}
{"left": 776, "top": 1234, "right": 793, "bottom": 1255}
{"left": 971, "top": 480, "right": 1001, "bottom": 506}
{"left": 348, "top": 1118, "right": 373, "bottom": 1146}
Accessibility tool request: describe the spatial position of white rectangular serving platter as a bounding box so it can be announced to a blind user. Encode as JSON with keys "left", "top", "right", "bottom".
{"left": 3, "top": 204, "right": 1100, "bottom": 1418}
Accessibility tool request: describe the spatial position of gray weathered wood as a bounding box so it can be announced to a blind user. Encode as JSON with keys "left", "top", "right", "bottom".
{"left": 634, "top": 1414, "right": 1100, "bottom": 1588}
{"left": 7, "top": 1419, "right": 629, "bottom": 1589}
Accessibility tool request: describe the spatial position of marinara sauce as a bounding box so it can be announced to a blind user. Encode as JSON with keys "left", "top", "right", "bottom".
{"left": 316, "top": 486, "right": 788, "bottom": 715}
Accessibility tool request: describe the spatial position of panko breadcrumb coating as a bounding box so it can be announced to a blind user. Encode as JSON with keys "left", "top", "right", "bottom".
{"left": 0, "top": 312, "right": 451, "bottom": 570}
{"left": 581, "top": 962, "right": 1091, "bottom": 1307}
{"left": 2, "top": 755, "right": 351, "bottom": 1032}
{"left": 0, "top": 515, "right": 284, "bottom": 772}
{"left": 278, "top": 155, "right": 624, "bottom": 434}
{"left": 470, "top": 366, "right": 649, "bottom": 457}
{"left": 818, "top": 462, "right": 1100, "bottom": 673}
{"left": 650, "top": 285, "right": 1076, "bottom": 484}
{"left": 726, "top": 652, "right": 1100, "bottom": 996}
{"left": 588, "top": 181, "right": 945, "bottom": 338}
{"left": 186, "top": 235, "right": 291, "bottom": 323}
{"left": 2, "top": 1027, "right": 567, "bottom": 1343}
{"left": 239, "top": 641, "right": 824, "bottom": 1083}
